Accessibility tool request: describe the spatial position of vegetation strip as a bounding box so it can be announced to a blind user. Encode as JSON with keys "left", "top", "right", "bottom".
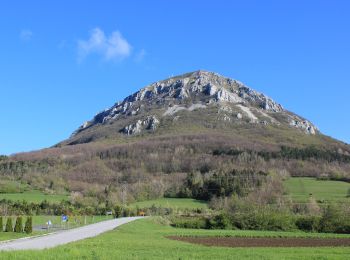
{"left": 167, "top": 236, "right": 350, "bottom": 247}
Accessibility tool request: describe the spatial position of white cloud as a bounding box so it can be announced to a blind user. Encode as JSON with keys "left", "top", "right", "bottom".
{"left": 78, "top": 28, "right": 132, "bottom": 62}
{"left": 20, "top": 30, "right": 33, "bottom": 41}
{"left": 135, "top": 49, "right": 147, "bottom": 62}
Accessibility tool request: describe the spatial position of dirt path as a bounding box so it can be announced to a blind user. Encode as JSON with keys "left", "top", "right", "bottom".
{"left": 168, "top": 236, "right": 350, "bottom": 247}
{"left": 0, "top": 217, "right": 143, "bottom": 251}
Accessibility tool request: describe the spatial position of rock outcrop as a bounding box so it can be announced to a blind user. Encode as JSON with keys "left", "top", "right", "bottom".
{"left": 72, "top": 70, "right": 318, "bottom": 137}
{"left": 120, "top": 116, "right": 159, "bottom": 135}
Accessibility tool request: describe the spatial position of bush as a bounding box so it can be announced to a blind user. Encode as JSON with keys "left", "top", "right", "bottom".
{"left": 319, "top": 205, "right": 350, "bottom": 233}
{"left": 231, "top": 208, "right": 296, "bottom": 231}
{"left": 120, "top": 207, "right": 138, "bottom": 217}
{"left": 265, "top": 213, "right": 296, "bottom": 231}
{"left": 207, "top": 213, "right": 232, "bottom": 229}
{"left": 171, "top": 216, "right": 207, "bottom": 229}
{"left": 296, "top": 216, "right": 320, "bottom": 232}
{"left": 24, "top": 216, "right": 33, "bottom": 234}
{"left": 5, "top": 217, "right": 13, "bottom": 232}
{"left": 114, "top": 205, "right": 123, "bottom": 218}
{"left": 14, "top": 216, "right": 23, "bottom": 233}
{"left": 122, "top": 207, "right": 130, "bottom": 217}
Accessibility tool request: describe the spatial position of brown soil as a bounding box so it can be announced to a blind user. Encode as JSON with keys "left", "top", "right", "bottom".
{"left": 167, "top": 236, "right": 350, "bottom": 247}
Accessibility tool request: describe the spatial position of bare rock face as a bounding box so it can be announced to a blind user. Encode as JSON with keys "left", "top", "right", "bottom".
{"left": 289, "top": 117, "right": 318, "bottom": 135}
{"left": 72, "top": 70, "right": 318, "bottom": 137}
{"left": 120, "top": 116, "right": 159, "bottom": 135}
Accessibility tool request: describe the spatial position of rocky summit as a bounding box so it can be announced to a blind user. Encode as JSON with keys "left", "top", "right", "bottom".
{"left": 67, "top": 70, "right": 317, "bottom": 145}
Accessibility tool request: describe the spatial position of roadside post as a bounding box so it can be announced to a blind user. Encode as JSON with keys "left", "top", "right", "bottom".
{"left": 46, "top": 220, "right": 52, "bottom": 231}
{"left": 61, "top": 215, "right": 68, "bottom": 229}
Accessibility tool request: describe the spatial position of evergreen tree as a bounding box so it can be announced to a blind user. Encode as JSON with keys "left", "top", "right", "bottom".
{"left": 5, "top": 217, "right": 13, "bottom": 232}
{"left": 114, "top": 205, "right": 122, "bottom": 218}
{"left": 24, "top": 216, "right": 33, "bottom": 234}
{"left": 14, "top": 216, "right": 23, "bottom": 233}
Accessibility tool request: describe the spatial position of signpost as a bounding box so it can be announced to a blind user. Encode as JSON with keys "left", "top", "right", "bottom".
{"left": 61, "top": 215, "right": 68, "bottom": 229}
{"left": 46, "top": 220, "right": 52, "bottom": 231}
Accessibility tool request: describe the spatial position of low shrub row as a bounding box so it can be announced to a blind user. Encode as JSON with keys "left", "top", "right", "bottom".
{"left": 300, "top": 205, "right": 350, "bottom": 234}
{"left": 169, "top": 205, "right": 350, "bottom": 234}
{"left": 0, "top": 216, "right": 32, "bottom": 233}
{"left": 113, "top": 204, "right": 178, "bottom": 218}
{"left": 170, "top": 216, "right": 207, "bottom": 229}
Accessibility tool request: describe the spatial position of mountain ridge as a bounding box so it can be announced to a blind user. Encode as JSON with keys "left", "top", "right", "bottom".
{"left": 67, "top": 70, "right": 318, "bottom": 146}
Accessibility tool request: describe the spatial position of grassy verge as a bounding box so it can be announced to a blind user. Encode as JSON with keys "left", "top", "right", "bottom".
{"left": 0, "top": 232, "right": 28, "bottom": 242}
{"left": 1, "top": 218, "right": 350, "bottom": 259}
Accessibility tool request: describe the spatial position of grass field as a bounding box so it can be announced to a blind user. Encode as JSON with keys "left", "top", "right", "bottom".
{"left": 129, "top": 198, "right": 208, "bottom": 209}
{"left": 284, "top": 177, "right": 350, "bottom": 202}
{"left": 1, "top": 218, "right": 349, "bottom": 259}
{"left": 0, "top": 190, "right": 69, "bottom": 203}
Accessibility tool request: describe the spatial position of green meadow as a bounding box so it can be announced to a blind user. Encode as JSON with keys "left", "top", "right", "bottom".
{"left": 0, "top": 190, "right": 69, "bottom": 203}
{"left": 129, "top": 198, "right": 208, "bottom": 209}
{"left": 284, "top": 177, "right": 350, "bottom": 202}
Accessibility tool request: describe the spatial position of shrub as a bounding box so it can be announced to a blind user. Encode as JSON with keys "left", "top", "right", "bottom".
{"left": 14, "top": 216, "right": 23, "bottom": 233}
{"left": 114, "top": 205, "right": 123, "bottom": 218}
{"left": 230, "top": 207, "right": 296, "bottom": 231}
{"left": 122, "top": 207, "right": 130, "bottom": 217}
{"left": 207, "top": 213, "right": 232, "bottom": 229}
{"left": 265, "top": 213, "right": 296, "bottom": 231}
{"left": 296, "top": 216, "right": 320, "bottom": 232}
{"left": 24, "top": 216, "right": 33, "bottom": 234}
{"left": 130, "top": 208, "right": 138, "bottom": 217}
{"left": 5, "top": 217, "right": 13, "bottom": 232}
{"left": 319, "top": 204, "right": 350, "bottom": 233}
{"left": 171, "top": 216, "right": 207, "bottom": 229}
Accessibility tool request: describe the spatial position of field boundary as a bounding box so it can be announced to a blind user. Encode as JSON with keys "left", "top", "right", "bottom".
{"left": 167, "top": 236, "right": 350, "bottom": 247}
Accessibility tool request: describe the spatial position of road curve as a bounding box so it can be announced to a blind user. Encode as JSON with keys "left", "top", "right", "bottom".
{"left": 0, "top": 216, "right": 143, "bottom": 251}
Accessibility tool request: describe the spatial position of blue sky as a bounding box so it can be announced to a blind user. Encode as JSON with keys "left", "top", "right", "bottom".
{"left": 1, "top": 0, "right": 349, "bottom": 155}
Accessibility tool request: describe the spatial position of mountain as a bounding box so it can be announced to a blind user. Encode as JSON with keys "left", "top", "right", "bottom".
{"left": 2, "top": 70, "right": 350, "bottom": 203}
{"left": 63, "top": 70, "right": 319, "bottom": 146}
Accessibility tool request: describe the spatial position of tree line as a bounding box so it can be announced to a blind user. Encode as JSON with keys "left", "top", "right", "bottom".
{"left": 213, "top": 145, "right": 350, "bottom": 163}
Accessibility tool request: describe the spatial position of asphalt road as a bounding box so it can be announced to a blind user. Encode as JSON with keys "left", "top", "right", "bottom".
{"left": 0, "top": 216, "right": 143, "bottom": 251}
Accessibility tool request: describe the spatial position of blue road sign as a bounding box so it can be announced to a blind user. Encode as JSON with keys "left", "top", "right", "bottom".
{"left": 62, "top": 215, "right": 68, "bottom": 222}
